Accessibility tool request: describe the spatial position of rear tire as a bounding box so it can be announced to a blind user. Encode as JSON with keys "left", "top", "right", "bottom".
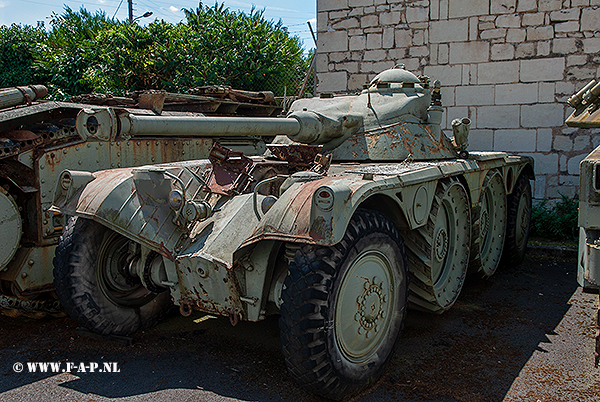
{"left": 501, "top": 174, "right": 531, "bottom": 266}
{"left": 279, "top": 209, "right": 408, "bottom": 400}
{"left": 53, "top": 216, "right": 171, "bottom": 335}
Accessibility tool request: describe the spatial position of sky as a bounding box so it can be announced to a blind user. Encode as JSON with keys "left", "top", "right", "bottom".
{"left": 0, "top": 0, "right": 317, "bottom": 49}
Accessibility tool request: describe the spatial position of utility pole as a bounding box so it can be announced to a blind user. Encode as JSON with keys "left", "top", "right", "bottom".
{"left": 128, "top": 0, "right": 133, "bottom": 23}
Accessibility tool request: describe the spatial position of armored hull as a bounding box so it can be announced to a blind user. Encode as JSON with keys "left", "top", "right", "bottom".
{"left": 52, "top": 66, "right": 534, "bottom": 399}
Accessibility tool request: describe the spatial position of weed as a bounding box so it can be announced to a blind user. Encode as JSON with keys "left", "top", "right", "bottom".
{"left": 531, "top": 194, "right": 579, "bottom": 241}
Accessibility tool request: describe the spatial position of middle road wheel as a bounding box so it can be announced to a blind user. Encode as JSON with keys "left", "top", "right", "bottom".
{"left": 405, "top": 178, "right": 471, "bottom": 313}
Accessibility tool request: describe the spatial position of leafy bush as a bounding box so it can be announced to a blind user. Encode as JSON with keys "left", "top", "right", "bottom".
{"left": 1, "top": 3, "right": 310, "bottom": 97}
{"left": 0, "top": 23, "right": 46, "bottom": 87}
{"left": 531, "top": 194, "right": 579, "bottom": 241}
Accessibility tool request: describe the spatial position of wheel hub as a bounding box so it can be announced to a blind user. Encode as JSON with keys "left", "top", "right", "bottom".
{"left": 434, "top": 227, "right": 449, "bottom": 262}
{"left": 355, "top": 277, "right": 386, "bottom": 336}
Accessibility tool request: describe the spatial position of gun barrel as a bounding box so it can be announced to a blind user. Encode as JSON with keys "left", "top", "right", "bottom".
{"left": 122, "top": 115, "right": 301, "bottom": 137}
{"left": 0, "top": 85, "right": 48, "bottom": 109}
{"left": 75, "top": 108, "right": 302, "bottom": 141}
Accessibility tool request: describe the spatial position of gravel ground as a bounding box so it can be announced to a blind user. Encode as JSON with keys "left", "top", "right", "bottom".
{"left": 0, "top": 252, "right": 597, "bottom": 402}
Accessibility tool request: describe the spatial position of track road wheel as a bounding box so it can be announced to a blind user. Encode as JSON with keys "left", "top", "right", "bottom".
{"left": 404, "top": 178, "right": 471, "bottom": 313}
{"left": 501, "top": 173, "right": 532, "bottom": 266}
{"left": 53, "top": 216, "right": 171, "bottom": 335}
{"left": 279, "top": 209, "right": 408, "bottom": 400}
{"left": 469, "top": 171, "right": 507, "bottom": 277}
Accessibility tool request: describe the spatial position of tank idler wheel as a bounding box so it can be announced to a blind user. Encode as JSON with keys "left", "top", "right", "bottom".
{"left": 469, "top": 170, "right": 507, "bottom": 277}
{"left": 53, "top": 216, "right": 171, "bottom": 335}
{"left": 404, "top": 178, "right": 471, "bottom": 313}
{"left": 279, "top": 209, "right": 408, "bottom": 400}
{"left": 501, "top": 174, "right": 532, "bottom": 266}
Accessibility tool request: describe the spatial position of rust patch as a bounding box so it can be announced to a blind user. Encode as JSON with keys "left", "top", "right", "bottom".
{"left": 205, "top": 143, "right": 253, "bottom": 196}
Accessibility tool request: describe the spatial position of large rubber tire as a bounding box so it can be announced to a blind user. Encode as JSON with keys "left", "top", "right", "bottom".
{"left": 279, "top": 209, "right": 408, "bottom": 400}
{"left": 469, "top": 170, "right": 507, "bottom": 277}
{"left": 404, "top": 178, "right": 471, "bottom": 313}
{"left": 501, "top": 173, "right": 532, "bottom": 266}
{"left": 53, "top": 216, "right": 171, "bottom": 335}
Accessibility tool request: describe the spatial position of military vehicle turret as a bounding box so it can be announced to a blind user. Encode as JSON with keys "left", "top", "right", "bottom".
{"left": 565, "top": 80, "right": 600, "bottom": 366}
{"left": 52, "top": 66, "right": 534, "bottom": 399}
{"left": 0, "top": 84, "right": 280, "bottom": 317}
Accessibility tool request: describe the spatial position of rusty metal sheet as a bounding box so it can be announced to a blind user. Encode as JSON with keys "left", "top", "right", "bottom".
{"left": 267, "top": 144, "right": 323, "bottom": 164}
{"left": 206, "top": 143, "right": 253, "bottom": 195}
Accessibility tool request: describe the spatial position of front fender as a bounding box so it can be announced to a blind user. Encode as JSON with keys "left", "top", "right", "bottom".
{"left": 243, "top": 174, "right": 406, "bottom": 247}
{"left": 53, "top": 164, "right": 207, "bottom": 260}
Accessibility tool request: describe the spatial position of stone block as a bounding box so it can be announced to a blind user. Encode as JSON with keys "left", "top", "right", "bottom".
{"left": 440, "top": 0, "right": 449, "bottom": 19}
{"left": 568, "top": 153, "right": 588, "bottom": 175}
{"left": 395, "top": 29, "right": 412, "bottom": 47}
{"left": 507, "top": 29, "right": 527, "bottom": 43}
{"left": 538, "top": 0, "right": 563, "bottom": 11}
{"left": 538, "top": 82, "right": 555, "bottom": 103}
{"left": 481, "top": 28, "right": 507, "bottom": 39}
{"left": 575, "top": 135, "right": 591, "bottom": 151}
{"left": 468, "top": 130, "right": 494, "bottom": 151}
{"left": 553, "top": 135, "right": 573, "bottom": 151}
{"left": 366, "top": 34, "right": 382, "bottom": 49}
{"left": 521, "top": 104, "right": 565, "bottom": 127}
{"left": 566, "top": 66, "right": 596, "bottom": 80}
{"left": 406, "top": 7, "right": 429, "bottom": 22}
{"left": 555, "top": 21, "right": 580, "bottom": 33}
{"left": 491, "top": 0, "right": 517, "bottom": 14}
{"left": 573, "top": 0, "right": 591, "bottom": 5}
{"left": 319, "top": 0, "right": 349, "bottom": 12}
{"left": 517, "top": 0, "right": 537, "bottom": 12}
{"left": 521, "top": 58, "right": 565, "bottom": 82}
{"left": 534, "top": 175, "right": 547, "bottom": 198}
{"left": 526, "top": 26, "right": 554, "bottom": 41}
{"left": 409, "top": 46, "right": 429, "bottom": 57}
{"left": 348, "top": 73, "right": 369, "bottom": 91}
{"left": 439, "top": 44, "right": 449, "bottom": 64}
{"left": 567, "top": 55, "right": 588, "bottom": 66}
{"left": 413, "top": 30, "right": 425, "bottom": 46}
{"left": 383, "top": 27, "right": 394, "bottom": 48}
{"left": 492, "top": 44, "right": 515, "bottom": 60}
{"left": 537, "top": 128, "right": 553, "bottom": 152}
{"left": 494, "top": 129, "right": 537, "bottom": 151}
{"left": 496, "top": 14, "right": 521, "bottom": 27}
{"left": 479, "top": 22, "right": 496, "bottom": 30}
{"left": 449, "top": 42, "right": 490, "bottom": 64}
{"left": 529, "top": 153, "right": 559, "bottom": 175}
{"left": 429, "top": 19, "right": 469, "bottom": 43}
{"left": 522, "top": 12, "right": 544, "bottom": 26}
{"left": 317, "top": 12, "right": 328, "bottom": 31}
{"left": 469, "top": 17, "right": 478, "bottom": 40}
{"left": 455, "top": 85, "right": 494, "bottom": 106}
{"left": 424, "top": 65, "right": 463, "bottom": 86}
{"left": 552, "top": 38, "right": 580, "bottom": 54}
{"left": 495, "top": 83, "right": 538, "bottom": 104}
{"left": 582, "top": 7, "right": 600, "bottom": 31}
{"left": 550, "top": 8, "right": 581, "bottom": 21}
{"left": 364, "top": 50, "right": 386, "bottom": 61}
{"left": 537, "top": 41, "right": 551, "bottom": 56}
{"left": 319, "top": 71, "right": 347, "bottom": 92}
{"left": 336, "top": 61, "right": 360, "bottom": 73}
{"left": 380, "top": 11, "right": 401, "bottom": 25}
{"left": 515, "top": 42, "right": 536, "bottom": 58}
{"left": 361, "top": 15, "right": 379, "bottom": 28}
{"left": 478, "top": 61, "right": 520, "bottom": 84}
{"left": 316, "top": 54, "right": 329, "bottom": 73}
{"left": 583, "top": 38, "right": 600, "bottom": 53}
{"left": 318, "top": 30, "right": 349, "bottom": 52}
{"left": 440, "top": 86, "right": 455, "bottom": 106}
{"left": 448, "top": 0, "right": 490, "bottom": 18}
{"left": 349, "top": 0, "right": 373, "bottom": 6}
{"left": 349, "top": 35, "right": 366, "bottom": 51}
{"left": 333, "top": 18, "right": 360, "bottom": 30}
{"left": 478, "top": 106, "right": 521, "bottom": 129}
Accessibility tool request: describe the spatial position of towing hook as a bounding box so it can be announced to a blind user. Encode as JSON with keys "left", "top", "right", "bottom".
{"left": 179, "top": 302, "right": 193, "bottom": 317}
{"left": 228, "top": 312, "right": 239, "bottom": 326}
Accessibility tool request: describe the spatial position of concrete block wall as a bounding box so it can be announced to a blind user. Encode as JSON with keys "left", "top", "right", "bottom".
{"left": 316, "top": 0, "right": 600, "bottom": 200}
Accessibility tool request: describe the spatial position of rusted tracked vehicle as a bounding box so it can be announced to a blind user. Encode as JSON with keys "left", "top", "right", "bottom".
{"left": 0, "top": 84, "right": 280, "bottom": 316}
{"left": 52, "top": 66, "right": 534, "bottom": 399}
{"left": 566, "top": 80, "right": 600, "bottom": 366}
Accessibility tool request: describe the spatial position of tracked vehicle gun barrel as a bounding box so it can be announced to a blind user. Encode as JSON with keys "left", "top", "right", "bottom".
{"left": 0, "top": 85, "right": 48, "bottom": 109}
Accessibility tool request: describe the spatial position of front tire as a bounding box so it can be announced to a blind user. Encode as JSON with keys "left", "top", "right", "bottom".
{"left": 279, "top": 209, "right": 408, "bottom": 400}
{"left": 53, "top": 216, "right": 171, "bottom": 335}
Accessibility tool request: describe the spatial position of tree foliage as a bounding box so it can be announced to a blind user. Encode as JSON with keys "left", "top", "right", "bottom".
{"left": 0, "top": 2, "right": 310, "bottom": 97}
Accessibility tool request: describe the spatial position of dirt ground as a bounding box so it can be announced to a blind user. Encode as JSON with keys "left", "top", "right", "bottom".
{"left": 0, "top": 252, "right": 598, "bottom": 402}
